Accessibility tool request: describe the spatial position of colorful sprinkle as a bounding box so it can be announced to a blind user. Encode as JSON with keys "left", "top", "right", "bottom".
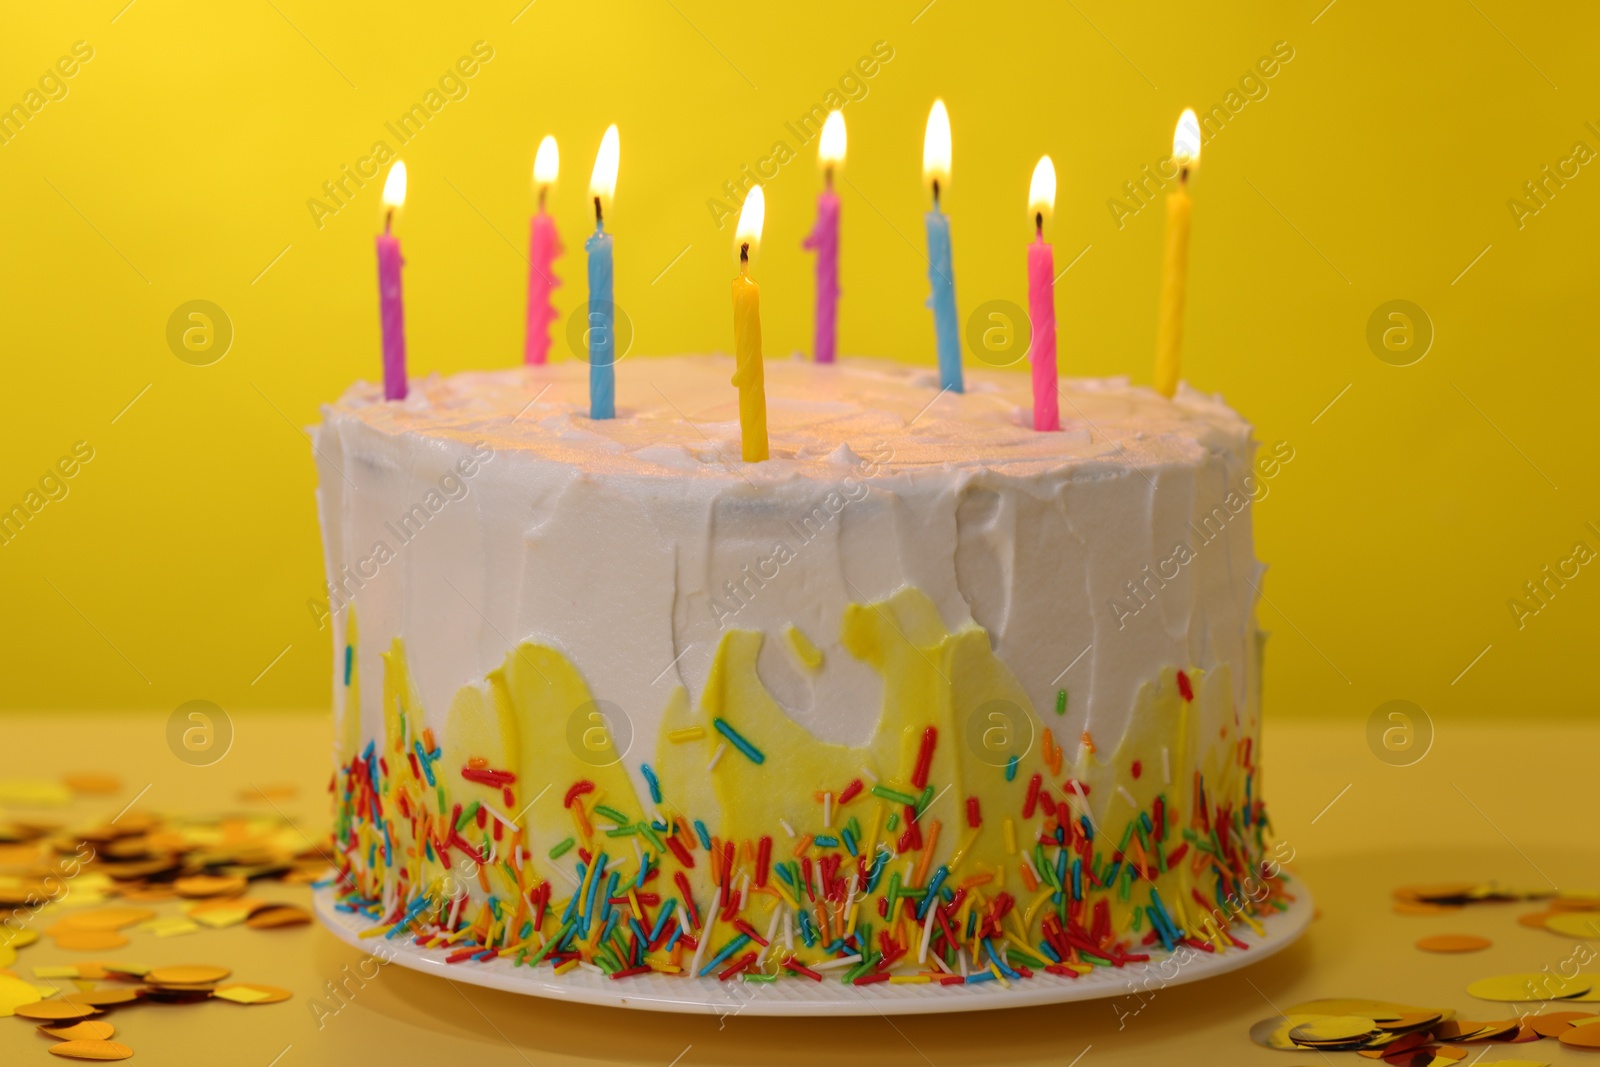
{"left": 711, "top": 718, "right": 766, "bottom": 765}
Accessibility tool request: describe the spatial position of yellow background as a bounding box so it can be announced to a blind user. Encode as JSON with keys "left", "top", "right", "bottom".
{"left": 3, "top": 0, "right": 1595, "bottom": 724}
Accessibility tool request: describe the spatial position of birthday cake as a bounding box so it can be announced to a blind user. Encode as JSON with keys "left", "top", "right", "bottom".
{"left": 314, "top": 354, "right": 1291, "bottom": 988}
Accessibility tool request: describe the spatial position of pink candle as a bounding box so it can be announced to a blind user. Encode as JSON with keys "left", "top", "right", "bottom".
{"left": 524, "top": 212, "right": 562, "bottom": 364}
{"left": 803, "top": 187, "right": 839, "bottom": 363}
{"left": 524, "top": 136, "right": 563, "bottom": 365}
{"left": 1027, "top": 156, "right": 1059, "bottom": 432}
{"left": 377, "top": 161, "right": 408, "bottom": 401}
{"left": 803, "top": 111, "right": 846, "bottom": 363}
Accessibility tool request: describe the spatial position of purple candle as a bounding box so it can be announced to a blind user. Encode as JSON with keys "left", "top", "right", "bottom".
{"left": 802, "top": 111, "right": 845, "bottom": 363}
{"left": 377, "top": 161, "right": 408, "bottom": 401}
{"left": 524, "top": 136, "right": 563, "bottom": 365}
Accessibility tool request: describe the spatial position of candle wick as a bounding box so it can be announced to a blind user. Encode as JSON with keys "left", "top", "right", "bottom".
{"left": 1035, "top": 211, "right": 1043, "bottom": 237}
{"left": 593, "top": 195, "right": 603, "bottom": 226}
{"left": 539, "top": 186, "right": 547, "bottom": 212}
{"left": 740, "top": 242, "right": 749, "bottom": 265}
{"left": 825, "top": 166, "right": 833, "bottom": 190}
{"left": 385, "top": 207, "right": 393, "bottom": 234}
{"left": 1180, "top": 166, "right": 1189, "bottom": 186}
{"left": 931, "top": 179, "right": 941, "bottom": 209}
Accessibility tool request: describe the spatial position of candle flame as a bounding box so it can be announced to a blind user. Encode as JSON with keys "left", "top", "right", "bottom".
{"left": 1172, "top": 109, "right": 1201, "bottom": 168}
{"left": 1029, "top": 155, "right": 1056, "bottom": 223}
{"left": 819, "top": 110, "right": 846, "bottom": 167}
{"left": 589, "top": 124, "right": 619, "bottom": 206}
{"left": 381, "top": 160, "right": 407, "bottom": 209}
{"left": 922, "top": 99, "right": 951, "bottom": 190}
{"left": 735, "top": 185, "right": 765, "bottom": 258}
{"left": 534, "top": 135, "right": 559, "bottom": 187}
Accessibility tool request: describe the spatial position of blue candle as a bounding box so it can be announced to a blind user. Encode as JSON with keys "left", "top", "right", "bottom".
{"left": 586, "top": 124, "right": 620, "bottom": 420}
{"left": 586, "top": 220, "right": 614, "bottom": 419}
{"left": 925, "top": 203, "right": 962, "bottom": 393}
{"left": 922, "top": 99, "right": 962, "bottom": 393}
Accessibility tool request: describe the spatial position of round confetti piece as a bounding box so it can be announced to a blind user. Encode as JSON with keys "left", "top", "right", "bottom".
{"left": 1416, "top": 934, "right": 1492, "bottom": 953}
{"left": 1, "top": 927, "right": 41, "bottom": 949}
{"left": 1544, "top": 912, "right": 1600, "bottom": 939}
{"left": 61, "top": 774, "right": 121, "bottom": 796}
{"left": 53, "top": 931, "right": 130, "bottom": 952}
{"left": 59, "top": 908, "right": 156, "bottom": 932}
{"left": 1528, "top": 1010, "right": 1593, "bottom": 1037}
{"left": 14, "top": 1001, "right": 100, "bottom": 1021}
{"left": 1518, "top": 910, "right": 1556, "bottom": 928}
{"left": 214, "top": 983, "right": 292, "bottom": 1005}
{"left": 145, "top": 965, "right": 230, "bottom": 985}
{"left": 47, "top": 1040, "right": 134, "bottom": 1061}
{"left": 1383, "top": 1012, "right": 1444, "bottom": 1031}
{"left": 1289, "top": 1015, "right": 1376, "bottom": 1043}
{"left": 245, "top": 906, "right": 311, "bottom": 929}
{"left": 172, "top": 875, "right": 247, "bottom": 899}
{"left": 1249, "top": 1014, "right": 1326, "bottom": 1050}
{"left": 1562, "top": 1023, "right": 1600, "bottom": 1048}
{"left": 0, "top": 973, "right": 43, "bottom": 1016}
{"left": 62, "top": 988, "right": 141, "bottom": 1008}
{"left": 39, "top": 1021, "right": 117, "bottom": 1041}
{"left": 1468, "top": 973, "right": 1592, "bottom": 1002}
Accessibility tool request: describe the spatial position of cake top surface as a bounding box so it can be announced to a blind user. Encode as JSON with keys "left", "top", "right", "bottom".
{"left": 325, "top": 354, "right": 1253, "bottom": 479}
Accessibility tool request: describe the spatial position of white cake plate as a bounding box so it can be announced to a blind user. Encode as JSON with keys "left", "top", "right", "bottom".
{"left": 313, "top": 882, "right": 1313, "bottom": 1016}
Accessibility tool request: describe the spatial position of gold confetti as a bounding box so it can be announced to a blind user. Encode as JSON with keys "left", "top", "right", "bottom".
{"left": 14, "top": 1000, "right": 100, "bottom": 1021}
{"left": 62, "top": 988, "right": 141, "bottom": 1008}
{"left": 1544, "top": 912, "right": 1600, "bottom": 939}
{"left": 0, "top": 973, "right": 43, "bottom": 1016}
{"left": 1562, "top": 1024, "right": 1600, "bottom": 1049}
{"left": 1249, "top": 1014, "right": 1328, "bottom": 1050}
{"left": 1468, "top": 973, "right": 1592, "bottom": 1002}
{"left": 172, "top": 875, "right": 248, "bottom": 899}
{"left": 47, "top": 1039, "right": 134, "bottom": 1061}
{"left": 144, "top": 964, "right": 230, "bottom": 985}
{"left": 1287, "top": 1016, "right": 1377, "bottom": 1043}
{"left": 58, "top": 908, "right": 156, "bottom": 932}
{"left": 52, "top": 931, "right": 129, "bottom": 952}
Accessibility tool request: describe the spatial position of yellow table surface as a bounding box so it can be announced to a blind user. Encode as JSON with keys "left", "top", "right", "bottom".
{"left": 2, "top": 710, "right": 1595, "bottom": 1066}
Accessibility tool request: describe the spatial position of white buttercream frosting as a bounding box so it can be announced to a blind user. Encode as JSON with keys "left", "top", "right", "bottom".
{"left": 314, "top": 354, "right": 1264, "bottom": 782}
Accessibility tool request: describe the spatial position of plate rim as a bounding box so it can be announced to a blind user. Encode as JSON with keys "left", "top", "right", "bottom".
{"left": 312, "top": 880, "right": 1314, "bottom": 1016}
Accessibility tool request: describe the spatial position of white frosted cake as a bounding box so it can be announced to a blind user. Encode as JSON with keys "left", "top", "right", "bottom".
{"left": 315, "top": 354, "right": 1288, "bottom": 988}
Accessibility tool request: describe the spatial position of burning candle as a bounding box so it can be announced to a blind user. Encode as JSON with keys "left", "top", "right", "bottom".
{"left": 803, "top": 110, "right": 844, "bottom": 364}
{"left": 1155, "top": 109, "right": 1200, "bottom": 399}
{"left": 376, "top": 160, "right": 408, "bottom": 401}
{"left": 1027, "top": 155, "right": 1059, "bottom": 432}
{"left": 524, "top": 135, "right": 563, "bottom": 365}
{"left": 731, "top": 185, "right": 768, "bottom": 462}
{"left": 922, "top": 99, "right": 962, "bottom": 393}
{"left": 586, "top": 125, "right": 619, "bottom": 419}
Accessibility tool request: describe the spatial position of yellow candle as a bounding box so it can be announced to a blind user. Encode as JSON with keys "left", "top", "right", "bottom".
{"left": 731, "top": 185, "right": 768, "bottom": 462}
{"left": 1155, "top": 109, "right": 1201, "bottom": 399}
